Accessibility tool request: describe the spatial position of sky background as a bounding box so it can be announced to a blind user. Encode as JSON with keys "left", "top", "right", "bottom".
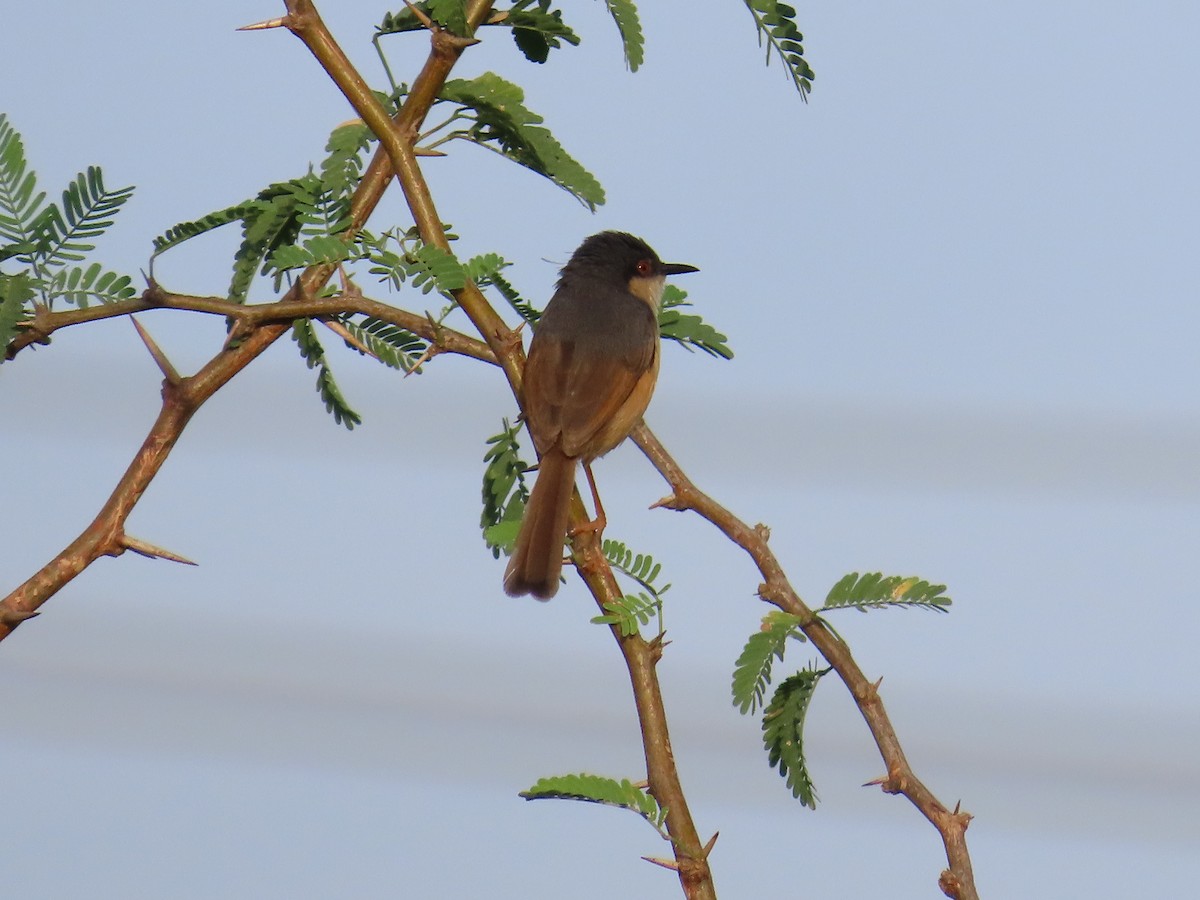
{"left": 2, "top": 1, "right": 1198, "bottom": 897}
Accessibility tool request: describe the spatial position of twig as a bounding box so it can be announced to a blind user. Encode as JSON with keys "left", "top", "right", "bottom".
{"left": 632, "top": 423, "right": 979, "bottom": 900}
{"left": 289, "top": 3, "right": 716, "bottom": 894}
{"left": 0, "top": 1, "right": 486, "bottom": 640}
{"left": 5, "top": 287, "right": 496, "bottom": 366}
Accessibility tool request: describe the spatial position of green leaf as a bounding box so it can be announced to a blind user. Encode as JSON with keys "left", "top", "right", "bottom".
{"left": 44, "top": 263, "right": 137, "bottom": 308}
{"left": 602, "top": 539, "right": 668, "bottom": 595}
{"left": 291, "top": 318, "right": 362, "bottom": 429}
{"left": 151, "top": 202, "right": 257, "bottom": 256}
{"left": 267, "top": 234, "right": 358, "bottom": 273}
{"left": 592, "top": 592, "right": 660, "bottom": 637}
{"left": 762, "top": 667, "right": 825, "bottom": 807}
{"left": 481, "top": 418, "right": 532, "bottom": 556}
{"left": 593, "top": 540, "right": 671, "bottom": 636}
{"left": 503, "top": 0, "right": 580, "bottom": 64}
{"left": 467, "top": 253, "right": 538, "bottom": 324}
{"left": 338, "top": 314, "right": 427, "bottom": 372}
{"left": 659, "top": 286, "right": 733, "bottom": 359}
{"left": 483, "top": 509, "right": 523, "bottom": 556}
{"left": 408, "top": 243, "right": 465, "bottom": 294}
{"left": 320, "top": 123, "right": 373, "bottom": 200}
{"left": 521, "top": 773, "right": 667, "bottom": 834}
{"left": 731, "top": 611, "right": 806, "bottom": 714}
{"left": 377, "top": 1, "right": 469, "bottom": 36}
{"left": 0, "top": 114, "right": 47, "bottom": 251}
{"left": 603, "top": 0, "right": 644, "bottom": 71}
{"left": 820, "top": 572, "right": 952, "bottom": 614}
{"left": 745, "top": 0, "right": 815, "bottom": 97}
{"left": 439, "top": 73, "right": 605, "bottom": 210}
{"left": 377, "top": 7, "right": 425, "bottom": 35}
{"left": 427, "top": 0, "right": 469, "bottom": 36}
{"left": 462, "top": 251, "right": 507, "bottom": 284}
{"left": 229, "top": 177, "right": 314, "bottom": 302}
{"left": 0, "top": 271, "right": 35, "bottom": 351}
{"left": 28, "top": 166, "right": 134, "bottom": 274}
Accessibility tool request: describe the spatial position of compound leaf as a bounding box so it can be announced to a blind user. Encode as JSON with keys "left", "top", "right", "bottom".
{"left": 659, "top": 286, "right": 732, "bottom": 359}
{"left": 603, "top": 0, "right": 644, "bottom": 71}
{"left": 439, "top": 73, "right": 604, "bottom": 210}
{"left": 762, "top": 667, "right": 825, "bottom": 807}
{"left": 291, "top": 318, "right": 362, "bottom": 429}
{"left": 821, "top": 572, "right": 952, "bottom": 614}
{"left": 521, "top": 773, "right": 667, "bottom": 833}
{"left": 732, "top": 611, "right": 806, "bottom": 714}
{"left": 744, "top": 1, "right": 815, "bottom": 97}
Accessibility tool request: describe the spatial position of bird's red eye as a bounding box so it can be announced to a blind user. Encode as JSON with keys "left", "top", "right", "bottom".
{"left": 636, "top": 258, "right": 654, "bottom": 276}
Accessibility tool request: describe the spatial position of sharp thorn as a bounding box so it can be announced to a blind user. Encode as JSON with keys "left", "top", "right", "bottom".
{"left": 701, "top": 831, "right": 720, "bottom": 858}
{"left": 862, "top": 775, "right": 887, "bottom": 788}
{"left": 130, "top": 317, "right": 182, "bottom": 385}
{"left": 236, "top": 16, "right": 290, "bottom": 31}
{"left": 402, "top": 1, "right": 434, "bottom": 29}
{"left": 414, "top": 147, "right": 448, "bottom": 158}
{"left": 0, "top": 609, "right": 40, "bottom": 625}
{"left": 122, "top": 534, "right": 198, "bottom": 566}
{"left": 404, "top": 344, "right": 437, "bottom": 377}
{"left": 320, "top": 317, "right": 375, "bottom": 359}
{"left": 641, "top": 856, "right": 680, "bottom": 872}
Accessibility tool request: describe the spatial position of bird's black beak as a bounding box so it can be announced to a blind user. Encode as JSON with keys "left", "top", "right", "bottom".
{"left": 661, "top": 262, "right": 699, "bottom": 276}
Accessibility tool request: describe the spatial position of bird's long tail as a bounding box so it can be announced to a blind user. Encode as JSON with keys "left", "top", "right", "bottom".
{"left": 503, "top": 447, "right": 576, "bottom": 600}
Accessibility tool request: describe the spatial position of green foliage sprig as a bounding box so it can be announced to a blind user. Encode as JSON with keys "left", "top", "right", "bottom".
{"left": 521, "top": 773, "right": 668, "bottom": 837}
{"left": 0, "top": 272, "right": 34, "bottom": 349}
{"left": 591, "top": 540, "right": 671, "bottom": 637}
{"left": 820, "top": 572, "right": 952, "bottom": 614}
{"left": 744, "top": 1, "right": 815, "bottom": 97}
{"left": 659, "top": 285, "right": 733, "bottom": 359}
{"left": 602, "top": 0, "right": 644, "bottom": 71}
{"left": 480, "top": 418, "right": 532, "bottom": 556}
{"left": 732, "top": 571, "right": 949, "bottom": 806}
{"left": 762, "top": 666, "right": 826, "bottom": 807}
{"left": 338, "top": 315, "right": 428, "bottom": 372}
{"left": 467, "top": 252, "right": 540, "bottom": 325}
{"left": 361, "top": 228, "right": 466, "bottom": 297}
{"left": 731, "top": 610, "right": 807, "bottom": 715}
{"left": 503, "top": 0, "right": 581, "bottom": 64}
{"left": 0, "top": 114, "right": 136, "bottom": 315}
{"left": 436, "top": 73, "right": 605, "bottom": 210}
{"left": 291, "top": 318, "right": 363, "bottom": 429}
{"left": 378, "top": 1, "right": 469, "bottom": 38}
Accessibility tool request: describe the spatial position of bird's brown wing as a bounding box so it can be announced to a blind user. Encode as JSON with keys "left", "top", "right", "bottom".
{"left": 523, "top": 295, "right": 658, "bottom": 459}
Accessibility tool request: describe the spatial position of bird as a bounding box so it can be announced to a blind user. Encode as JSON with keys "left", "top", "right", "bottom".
{"left": 503, "top": 231, "right": 699, "bottom": 600}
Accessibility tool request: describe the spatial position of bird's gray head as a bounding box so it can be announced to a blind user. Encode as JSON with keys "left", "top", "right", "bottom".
{"left": 561, "top": 231, "right": 698, "bottom": 309}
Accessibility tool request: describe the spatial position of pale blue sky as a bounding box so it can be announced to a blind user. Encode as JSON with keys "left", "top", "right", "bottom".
{"left": 2, "top": 2, "right": 1197, "bottom": 898}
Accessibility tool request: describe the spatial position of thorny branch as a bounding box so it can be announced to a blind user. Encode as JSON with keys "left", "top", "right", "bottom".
{"left": 0, "top": 0, "right": 486, "bottom": 637}
{"left": 633, "top": 424, "right": 978, "bottom": 900}
{"left": 282, "top": 2, "right": 717, "bottom": 895}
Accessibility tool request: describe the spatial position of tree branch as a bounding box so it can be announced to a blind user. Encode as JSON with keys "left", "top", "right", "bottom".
{"left": 284, "top": 4, "right": 717, "bottom": 894}
{"left": 632, "top": 423, "right": 979, "bottom": 900}
{"left": 4, "top": 285, "right": 495, "bottom": 366}
{"left": 0, "top": 1, "right": 485, "bottom": 640}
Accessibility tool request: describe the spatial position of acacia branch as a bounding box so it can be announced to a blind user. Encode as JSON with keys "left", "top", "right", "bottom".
{"left": 4, "top": 285, "right": 495, "bottom": 366}
{"left": 632, "top": 423, "right": 978, "bottom": 900}
{"left": 0, "top": 2, "right": 483, "bottom": 640}
{"left": 283, "top": 4, "right": 716, "bottom": 895}
{"left": 280, "top": 0, "right": 521, "bottom": 387}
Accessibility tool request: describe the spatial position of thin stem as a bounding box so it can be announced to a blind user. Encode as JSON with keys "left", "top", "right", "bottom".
{"left": 632, "top": 423, "right": 979, "bottom": 900}
{"left": 0, "top": 1, "right": 483, "bottom": 640}
{"left": 5, "top": 287, "right": 495, "bottom": 366}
